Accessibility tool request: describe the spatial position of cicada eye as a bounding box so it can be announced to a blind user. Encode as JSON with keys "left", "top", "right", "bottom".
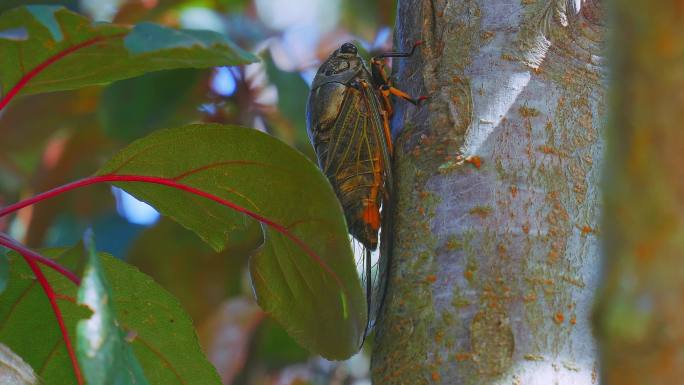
{"left": 340, "top": 42, "right": 357, "bottom": 54}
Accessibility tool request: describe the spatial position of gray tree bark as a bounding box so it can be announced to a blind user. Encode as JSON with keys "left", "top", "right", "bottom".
{"left": 373, "top": 1, "right": 606, "bottom": 384}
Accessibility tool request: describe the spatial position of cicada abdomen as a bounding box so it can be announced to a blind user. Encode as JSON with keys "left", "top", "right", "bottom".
{"left": 306, "top": 42, "right": 423, "bottom": 338}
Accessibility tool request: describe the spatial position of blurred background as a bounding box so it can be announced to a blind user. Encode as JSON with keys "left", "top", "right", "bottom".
{"left": 0, "top": 0, "right": 397, "bottom": 384}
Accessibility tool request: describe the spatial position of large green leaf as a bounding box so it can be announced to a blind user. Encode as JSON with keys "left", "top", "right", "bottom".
{"left": 0, "top": 5, "right": 257, "bottom": 102}
{"left": 97, "top": 124, "right": 366, "bottom": 359}
{"left": 0, "top": 246, "right": 221, "bottom": 384}
{"left": 77, "top": 231, "right": 149, "bottom": 385}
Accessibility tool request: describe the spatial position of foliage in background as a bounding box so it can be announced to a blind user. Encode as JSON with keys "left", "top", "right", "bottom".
{"left": 0, "top": 0, "right": 392, "bottom": 384}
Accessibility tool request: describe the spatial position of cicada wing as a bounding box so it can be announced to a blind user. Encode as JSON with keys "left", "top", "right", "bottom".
{"left": 310, "top": 81, "right": 393, "bottom": 338}
{"left": 357, "top": 83, "right": 393, "bottom": 334}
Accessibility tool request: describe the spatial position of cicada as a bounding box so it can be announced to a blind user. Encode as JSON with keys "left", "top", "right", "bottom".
{"left": 306, "top": 41, "right": 423, "bottom": 338}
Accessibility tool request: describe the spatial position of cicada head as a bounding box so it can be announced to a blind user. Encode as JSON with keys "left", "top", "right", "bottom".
{"left": 311, "top": 42, "right": 367, "bottom": 90}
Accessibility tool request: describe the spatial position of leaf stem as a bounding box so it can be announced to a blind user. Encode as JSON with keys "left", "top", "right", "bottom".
{"left": 0, "top": 233, "right": 80, "bottom": 285}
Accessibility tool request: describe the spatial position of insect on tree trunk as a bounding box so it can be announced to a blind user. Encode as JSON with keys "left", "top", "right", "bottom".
{"left": 373, "top": 1, "right": 606, "bottom": 384}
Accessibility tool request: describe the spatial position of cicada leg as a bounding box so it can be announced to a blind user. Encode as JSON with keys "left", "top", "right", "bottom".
{"left": 380, "top": 85, "right": 428, "bottom": 108}
{"left": 370, "top": 40, "right": 423, "bottom": 84}
{"left": 371, "top": 41, "right": 428, "bottom": 117}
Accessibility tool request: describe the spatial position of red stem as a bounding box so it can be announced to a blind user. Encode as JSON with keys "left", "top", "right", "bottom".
{"left": 14, "top": 247, "right": 84, "bottom": 385}
{"left": 0, "top": 34, "right": 125, "bottom": 112}
{"left": 0, "top": 175, "right": 344, "bottom": 290}
{"left": 0, "top": 234, "right": 80, "bottom": 285}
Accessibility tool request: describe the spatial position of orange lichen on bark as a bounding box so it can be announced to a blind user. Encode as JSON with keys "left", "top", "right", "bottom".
{"left": 446, "top": 238, "right": 461, "bottom": 250}
{"left": 455, "top": 353, "right": 472, "bottom": 362}
{"left": 538, "top": 145, "right": 566, "bottom": 156}
{"left": 554, "top": 312, "right": 565, "bottom": 324}
{"left": 481, "top": 30, "right": 496, "bottom": 41}
{"left": 464, "top": 155, "right": 482, "bottom": 168}
{"left": 497, "top": 244, "right": 507, "bottom": 258}
{"left": 523, "top": 292, "right": 537, "bottom": 302}
{"left": 432, "top": 371, "right": 441, "bottom": 381}
{"left": 501, "top": 53, "right": 517, "bottom": 61}
{"left": 547, "top": 249, "right": 560, "bottom": 263}
{"left": 519, "top": 105, "right": 540, "bottom": 117}
{"left": 469, "top": 205, "right": 492, "bottom": 218}
{"left": 425, "top": 274, "right": 437, "bottom": 283}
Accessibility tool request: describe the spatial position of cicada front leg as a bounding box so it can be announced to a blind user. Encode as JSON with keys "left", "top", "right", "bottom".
{"left": 371, "top": 41, "right": 428, "bottom": 118}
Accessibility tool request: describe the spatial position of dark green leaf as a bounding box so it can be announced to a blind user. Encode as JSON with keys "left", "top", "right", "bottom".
{"left": 0, "top": 1, "right": 76, "bottom": 15}
{"left": 0, "top": 246, "right": 221, "bottom": 384}
{"left": 98, "top": 69, "right": 204, "bottom": 140}
{"left": 0, "top": 251, "right": 7, "bottom": 295}
{"left": 126, "top": 218, "right": 260, "bottom": 322}
{"left": 251, "top": 317, "right": 310, "bottom": 368}
{"left": 0, "top": 6, "right": 257, "bottom": 100}
{"left": 263, "top": 52, "right": 309, "bottom": 146}
{"left": 97, "top": 124, "right": 366, "bottom": 359}
{"left": 77, "top": 231, "right": 149, "bottom": 385}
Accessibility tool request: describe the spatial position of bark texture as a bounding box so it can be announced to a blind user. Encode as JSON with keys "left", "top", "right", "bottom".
{"left": 594, "top": 1, "right": 684, "bottom": 384}
{"left": 373, "top": 1, "right": 606, "bottom": 384}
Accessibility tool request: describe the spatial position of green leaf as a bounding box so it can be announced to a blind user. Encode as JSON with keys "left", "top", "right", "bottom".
{"left": 0, "top": 246, "right": 221, "bottom": 384}
{"left": 0, "top": 6, "right": 257, "bottom": 101}
{"left": 77, "top": 231, "right": 149, "bottom": 385}
{"left": 0, "top": 251, "right": 8, "bottom": 295}
{"left": 97, "top": 124, "right": 366, "bottom": 359}
{"left": 98, "top": 69, "right": 204, "bottom": 141}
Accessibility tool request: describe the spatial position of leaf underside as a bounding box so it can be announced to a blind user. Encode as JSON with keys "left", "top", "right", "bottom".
{"left": 97, "top": 124, "right": 366, "bottom": 359}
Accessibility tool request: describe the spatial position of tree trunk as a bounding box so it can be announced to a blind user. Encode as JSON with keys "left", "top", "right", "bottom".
{"left": 373, "top": 1, "right": 606, "bottom": 384}
{"left": 594, "top": 1, "right": 684, "bottom": 384}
